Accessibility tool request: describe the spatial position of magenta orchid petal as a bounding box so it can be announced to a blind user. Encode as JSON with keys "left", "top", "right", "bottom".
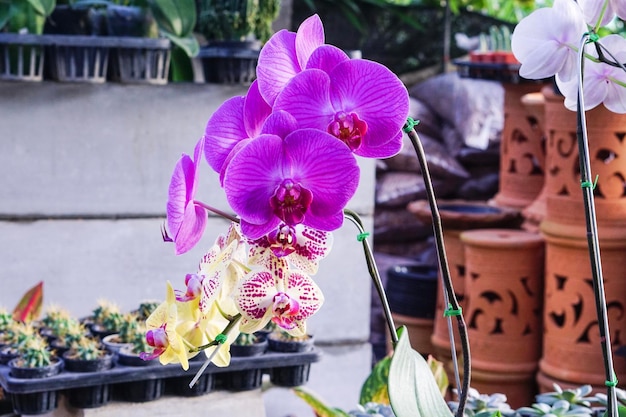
{"left": 203, "top": 96, "right": 247, "bottom": 174}
{"left": 224, "top": 130, "right": 359, "bottom": 239}
{"left": 359, "top": 131, "right": 404, "bottom": 158}
{"left": 218, "top": 138, "right": 252, "bottom": 186}
{"left": 166, "top": 139, "right": 206, "bottom": 255}
{"left": 329, "top": 59, "right": 408, "bottom": 155}
{"left": 273, "top": 69, "right": 335, "bottom": 128}
{"left": 260, "top": 110, "right": 299, "bottom": 138}
{"left": 295, "top": 14, "right": 325, "bottom": 70}
{"left": 257, "top": 30, "right": 299, "bottom": 106}
{"left": 243, "top": 80, "right": 272, "bottom": 138}
{"left": 241, "top": 218, "right": 282, "bottom": 241}
{"left": 306, "top": 45, "right": 350, "bottom": 73}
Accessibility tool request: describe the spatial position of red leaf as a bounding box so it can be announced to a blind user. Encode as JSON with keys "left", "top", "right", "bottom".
{"left": 12, "top": 281, "right": 44, "bottom": 323}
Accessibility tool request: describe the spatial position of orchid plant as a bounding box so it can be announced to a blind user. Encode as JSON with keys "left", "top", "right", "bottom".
{"left": 144, "top": 13, "right": 468, "bottom": 417}
{"left": 512, "top": 1, "right": 626, "bottom": 417}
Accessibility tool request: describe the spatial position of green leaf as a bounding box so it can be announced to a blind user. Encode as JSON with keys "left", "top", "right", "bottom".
{"left": 25, "top": 0, "right": 55, "bottom": 17}
{"left": 360, "top": 355, "right": 391, "bottom": 405}
{"left": 149, "top": 0, "right": 196, "bottom": 37}
{"left": 163, "top": 32, "right": 199, "bottom": 57}
{"left": 0, "top": 3, "right": 13, "bottom": 30}
{"left": 388, "top": 326, "right": 454, "bottom": 417}
{"left": 292, "top": 387, "right": 350, "bottom": 417}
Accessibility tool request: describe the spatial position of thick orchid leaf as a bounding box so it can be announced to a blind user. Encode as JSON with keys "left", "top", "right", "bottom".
{"left": 25, "top": 0, "right": 55, "bottom": 17}
{"left": 0, "top": 3, "right": 12, "bottom": 30}
{"left": 149, "top": 0, "right": 196, "bottom": 37}
{"left": 12, "top": 281, "right": 43, "bottom": 323}
{"left": 359, "top": 355, "right": 391, "bottom": 405}
{"left": 163, "top": 32, "right": 199, "bottom": 58}
{"left": 388, "top": 326, "right": 454, "bottom": 417}
{"left": 292, "top": 387, "right": 350, "bottom": 417}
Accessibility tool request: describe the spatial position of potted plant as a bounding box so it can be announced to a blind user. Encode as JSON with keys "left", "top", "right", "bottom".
{"left": 0, "top": 0, "right": 56, "bottom": 81}
{"left": 89, "top": 299, "right": 124, "bottom": 339}
{"left": 266, "top": 329, "right": 315, "bottom": 387}
{"left": 0, "top": 322, "right": 37, "bottom": 365}
{"left": 114, "top": 322, "right": 167, "bottom": 402}
{"left": 62, "top": 334, "right": 113, "bottom": 408}
{"left": 0, "top": 308, "right": 15, "bottom": 348}
{"left": 223, "top": 332, "right": 268, "bottom": 391}
{"left": 49, "top": 318, "right": 88, "bottom": 357}
{"left": 101, "top": 312, "right": 138, "bottom": 354}
{"left": 194, "top": 0, "right": 279, "bottom": 83}
{"left": 39, "top": 305, "right": 73, "bottom": 342}
{"left": 7, "top": 333, "right": 63, "bottom": 415}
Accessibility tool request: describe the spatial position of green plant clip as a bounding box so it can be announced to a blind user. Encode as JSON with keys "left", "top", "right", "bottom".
{"left": 606, "top": 378, "right": 618, "bottom": 387}
{"left": 581, "top": 175, "right": 599, "bottom": 189}
{"left": 215, "top": 333, "right": 227, "bottom": 344}
{"left": 357, "top": 232, "right": 370, "bottom": 242}
{"left": 402, "top": 117, "right": 420, "bottom": 133}
{"left": 586, "top": 31, "right": 600, "bottom": 43}
{"left": 443, "top": 303, "right": 462, "bottom": 317}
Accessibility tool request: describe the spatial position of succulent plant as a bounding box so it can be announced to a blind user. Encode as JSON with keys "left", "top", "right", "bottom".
{"left": 41, "top": 306, "right": 75, "bottom": 338}
{"left": 535, "top": 384, "right": 597, "bottom": 409}
{"left": 16, "top": 334, "right": 53, "bottom": 368}
{"left": 348, "top": 402, "right": 396, "bottom": 417}
{"left": 448, "top": 388, "right": 515, "bottom": 417}
{"left": 127, "top": 322, "right": 150, "bottom": 354}
{"left": 0, "top": 308, "right": 14, "bottom": 332}
{"left": 57, "top": 320, "right": 87, "bottom": 347}
{"left": 516, "top": 400, "right": 594, "bottom": 417}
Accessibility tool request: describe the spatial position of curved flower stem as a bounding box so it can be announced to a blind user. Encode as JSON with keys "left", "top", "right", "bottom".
{"left": 194, "top": 200, "right": 240, "bottom": 223}
{"left": 577, "top": 34, "right": 618, "bottom": 417}
{"left": 343, "top": 209, "right": 398, "bottom": 345}
{"left": 404, "top": 122, "right": 469, "bottom": 417}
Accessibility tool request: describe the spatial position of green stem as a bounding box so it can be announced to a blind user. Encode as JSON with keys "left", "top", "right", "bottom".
{"left": 576, "top": 34, "right": 618, "bottom": 417}
{"left": 343, "top": 209, "right": 398, "bottom": 345}
{"left": 404, "top": 123, "right": 470, "bottom": 417}
{"left": 191, "top": 313, "right": 242, "bottom": 352}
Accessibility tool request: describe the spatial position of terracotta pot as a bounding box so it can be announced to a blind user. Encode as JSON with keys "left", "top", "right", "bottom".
{"left": 539, "top": 227, "right": 626, "bottom": 387}
{"left": 407, "top": 200, "right": 522, "bottom": 378}
{"left": 541, "top": 86, "right": 626, "bottom": 238}
{"left": 491, "top": 83, "right": 548, "bottom": 210}
{"left": 460, "top": 228, "right": 545, "bottom": 408}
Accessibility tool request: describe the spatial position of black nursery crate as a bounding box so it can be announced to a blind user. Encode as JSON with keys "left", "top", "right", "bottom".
{"left": 0, "top": 348, "right": 322, "bottom": 397}
{"left": 0, "top": 33, "right": 50, "bottom": 82}
{"left": 44, "top": 35, "right": 112, "bottom": 83}
{"left": 195, "top": 44, "right": 260, "bottom": 85}
{"left": 108, "top": 37, "right": 171, "bottom": 85}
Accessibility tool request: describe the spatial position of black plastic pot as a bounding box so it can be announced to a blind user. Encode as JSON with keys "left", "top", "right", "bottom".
{"left": 7, "top": 357, "right": 63, "bottom": 415}
{"left": 65, "top": 384, "right": 111, "bottom": 409}
{"left": 196, "top": 40, "right": 261, "bottom": 85}
{"left": 385, "top": 264, "right": 439, "bottom": 319}
{"left": 223, "top": 368, "right": 264, "bottom": 391}
{"left": 167, "top": 373, "right": 214, "bottom": 397}
{"left": 269, "top": 363, "right": 311, "bottom": 387}
{"left": 115, "top": 347, "right": 165, "bottom": 401}
{"left": 62, "top": 353, "right": 113, "bottom": 409}
{"left": 267, "top": 334, "right": 314, "bottom": 353}
{"left": 105, "top": 5, "right": 150, "bottom": 37}
{"left": 114, "top": 378, "right": 165, "bottom": 402}
{"left": 44, "top": 5, "right": 105, "bottom": 36}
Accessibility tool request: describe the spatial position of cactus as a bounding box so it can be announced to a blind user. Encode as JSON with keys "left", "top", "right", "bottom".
{"left": 17, "top": 334, "right": 52, "bottom": 368}
{"left": 68, "top": 336, "right": 106, "bottom": 361}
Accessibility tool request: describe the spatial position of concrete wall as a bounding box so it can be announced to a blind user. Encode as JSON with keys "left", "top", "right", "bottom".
{"left": 0, "top": 81, "right": 375, "bottom": 416}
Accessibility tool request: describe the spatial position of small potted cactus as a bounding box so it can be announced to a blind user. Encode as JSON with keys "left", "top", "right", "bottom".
{"left": 62, "top": 335, "right": 113, "bottom": 409}
{"left": 101, "top": 312, "right": 139, "bottom": 354}
{"left": 7, "top": 333, "right": 63, "bottom": 415}
{"left": 89, "top": 300, "right": 124, "bottom": 339}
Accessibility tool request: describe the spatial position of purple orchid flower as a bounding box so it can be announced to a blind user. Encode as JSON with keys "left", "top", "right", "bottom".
{"left": 272, "top": 59, "right": 409, "bottom": 159}
{"left": 203, "top": 80, "right": 272, "bottom": 182}
{"left": 165, "top": 138, "right": 207, "bottom": 255}
{"left": 256, "top": 14, "right": 350, "bottom": 106}
{"left": 223, "top": 126, "right": 360, "bottom": 240}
